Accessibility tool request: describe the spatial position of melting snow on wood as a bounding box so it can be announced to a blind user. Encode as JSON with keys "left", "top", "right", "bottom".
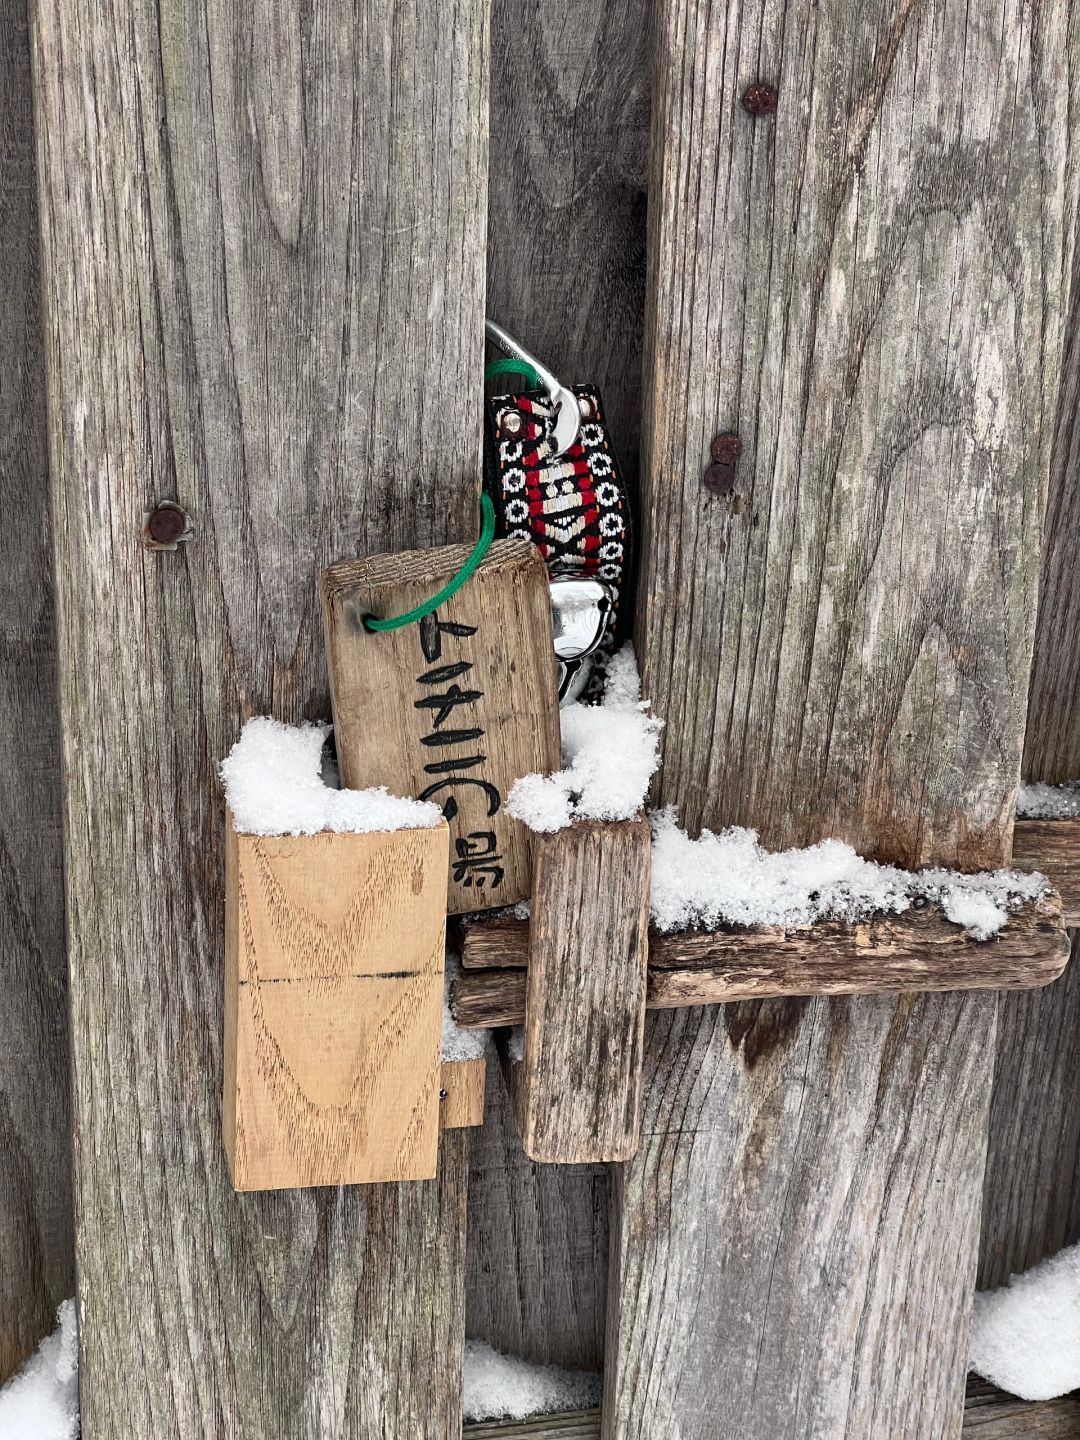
{"left": 462, "top": 1340, "right": 602, "bottom": 1421}
{"left": 0, "top": 1302, "right": 78, "bottom": 1440}
{"left": 971, "top": 1242, "right": 1080, "bottom": 1401}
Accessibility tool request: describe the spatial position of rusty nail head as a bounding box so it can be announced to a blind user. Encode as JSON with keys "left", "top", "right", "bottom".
{"left": 144, "top": 501, "right": 191, "bottom": 549}
{"left": 742, "top": 82, "right": 778, "bottom": 117}
{"left": 703, "top": 463, "right": 736, "bottom": 497}
{"left": 710, "top": 431, "right": 743, "bottom": 465}
{"left": 499, "top": 410, "right": 524, "bottom": 439}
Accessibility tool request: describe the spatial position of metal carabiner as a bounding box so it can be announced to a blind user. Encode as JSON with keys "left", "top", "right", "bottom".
{"left": 485, "top": 320, "right": 581, "bottom": 457}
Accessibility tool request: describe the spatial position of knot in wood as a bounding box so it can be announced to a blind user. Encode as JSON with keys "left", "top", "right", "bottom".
{"left": 741, "top": 82, "right": 778, "bottom": 117}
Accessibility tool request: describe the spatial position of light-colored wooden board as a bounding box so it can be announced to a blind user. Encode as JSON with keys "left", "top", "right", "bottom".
{"left": 224, "top": 820, "right": 449, "bottom": 1189}
{"left": 451, "top": 895, "right": 1071, "bottom": 1027}
{"left": 441, "top": 1057, "right": 488, "bottom": 1131}
{"left": 0, "top": 0, "right": 72, "bottom": 1387}
{"left": 605, "top": 0, "right": 1080, "bottom": 1435}
{"left": 323, "top": 542, "right": 561, "bottom": 915}
{"left": 466, "top": 1067, "right": 610, "bottom": 1372}
{"left": 511, "top": 819, "right": 650, "bottom": 1164}
{"left": 30, "top": 0, "right": 487, "bottom": 1421}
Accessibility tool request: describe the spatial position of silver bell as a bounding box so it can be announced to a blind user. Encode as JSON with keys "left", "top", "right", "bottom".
{"left": 549, "top": 578, "right": 614, "bottom": 705}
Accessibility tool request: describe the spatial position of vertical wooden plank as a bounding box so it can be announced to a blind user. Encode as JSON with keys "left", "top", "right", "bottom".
{"left": 606, "top": 2, "right": 1079, "bottom": 1437}
{"left": 471, "top": 0, "right": 651, "bottom": 1365}
{"left": 980, "top": 246, "right": 1080, "bottom": 1288}
{"left": 466, "top": 1071, "right": 610, "bottom": 1371}
{"left": 0, "top": 0, "right": 72, "bottom": 1384}
{"left": 512, "top": 818, "right": 649, "bottom": 1164}
{"left": 30, "top": 0, "right": 487, "bottom": 1432}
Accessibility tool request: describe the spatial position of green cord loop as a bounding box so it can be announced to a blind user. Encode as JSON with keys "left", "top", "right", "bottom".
{"left": 363, "top": 492, "right": 497, "bottom": 634}
{"left": 484, "top": 357, "right": 543, "bottom": 390}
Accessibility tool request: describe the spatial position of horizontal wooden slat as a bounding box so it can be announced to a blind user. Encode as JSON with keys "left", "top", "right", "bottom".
{"left": 458, "top": 1386, "right": 1080, "bottom": 1438}
{"left": 452, "top": 894, "right": 1070, "bottom": 1028}
{"left": 1013, "top": 818, "right": 1080, "bottom": 926}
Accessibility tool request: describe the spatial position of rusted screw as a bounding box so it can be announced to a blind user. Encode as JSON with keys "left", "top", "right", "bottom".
{"left": 742, "top": 82, "right": 778, "bottom": 117}
{"left": 144, "top": 501, "right": 192, "bottom": 550}
{"left": 704, "top": 431, "right": 742, "bottom": 497}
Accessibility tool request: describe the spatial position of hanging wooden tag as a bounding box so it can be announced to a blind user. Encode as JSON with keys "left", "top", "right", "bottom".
{"left": 223, "top": 815, "right": 449, "bottom": 1190}
{"left": 322, "top": 539, "right": 561, "bottom": 914}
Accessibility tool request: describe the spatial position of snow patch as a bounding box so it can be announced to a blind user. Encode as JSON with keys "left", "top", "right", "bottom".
{"left": 463, "top": 1341, "right": 602, "bottom": 1422}
{"left": 507, "top": 1026, "right": 525, "bottom": 1064}
{"left": 1017, "top": 781, "right": 1080, "bottom": 820}
{"left": 221, "top": 717, "right": 442, "bottom": 836}
{"left": 648, "top": 808, "right": 1049, "bottom": 939}
{"left": 0, "top": 1301, "right": 79, "bottom": 1440}
{"left": 442, "top": 955, "right": 488, "bottom": 1062}
{"left": 507, "top": 645, "right": 661, "bottom": 832}
{"left": 971, "top": 1243, "right": 1080, "bottom": 1401}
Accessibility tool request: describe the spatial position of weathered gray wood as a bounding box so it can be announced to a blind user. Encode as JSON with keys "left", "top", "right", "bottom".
{"left": 981, "top": 242, "right": 1080, "bottom": 1287}
{"left": 511, "top": 819, "right": 650, "bottom": 1164}
{"left": 607, "top": 1, "right": 1080, "bottom": 1437}
{"left": 466, "top": 1069, "right": 609, "bottom": 1372}
{"left": 466, "top": 0, "right": 652, "bottom": 1369}
{"left": 1012, "top": 819, "right": 1080, "bottom": 927}
{"left": 30, "top": 0, "right": 487, "bottom": 1429}
{"left": 453, "top": 896, "right": 1071, "bottom": 1027}
{"left": 486, "top": 0, "right": 651, "bottom": 495}
{"left": 460, "top": 1386, "right": 1080, "bottom": 1438}
{"left": 638, "top": 4, "right": 1075, "bottom": 868}
{"left": 0, "top": 0, "right": 72, "bottom": 1385}
{"left": 980, "top": 937, "right": 1080, "bottom": 1289}
{"left": 606, "top": 996, "right": 997, "bottom": 1438}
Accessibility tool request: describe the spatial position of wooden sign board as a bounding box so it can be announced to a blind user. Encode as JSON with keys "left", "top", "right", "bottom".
{"left": 223, "top": 815, "right": 449, "bottom": 1190}
{"left": 322, "top": 539, "right": 561, "bottom": 914}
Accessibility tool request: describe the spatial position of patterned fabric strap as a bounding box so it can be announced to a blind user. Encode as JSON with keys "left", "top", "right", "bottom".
{"left": 484, "top": 384, "right": 630, "bottom": 687}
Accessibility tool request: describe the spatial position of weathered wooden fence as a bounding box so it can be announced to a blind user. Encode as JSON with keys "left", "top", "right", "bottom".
{"left": 1, "top": 0, "right": 1079, "bottom": 1436}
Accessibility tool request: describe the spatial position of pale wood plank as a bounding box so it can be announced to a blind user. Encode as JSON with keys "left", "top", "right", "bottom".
{"left": 323, "top": 542, "right": 561, "bottom": 914}
{"left": 606, "top": 0, "right": 1080, "bottom": 1435}
{"left": 0, "top": 0, "right": 72, "bottom": 1383}
{"left": 451, "top": 896, "right": 1071, "bottom": 1027}
{"left": 511, "top": 819, "right": 649, "bottom": 1164}
{"left": 1012, "top": 819, "right": 1080, "bottom": 927}
{"left": 224, "top": 822, "right": 449, "bottom": 1189}
{"left": 468, "top": 0, "right": 652, "bottom": 1367}
{"left": 29, "top": 0, "right": 488, "bottom": 1426}
{"left": 441, "top": 1058, "right": 488, "bottom": 1131}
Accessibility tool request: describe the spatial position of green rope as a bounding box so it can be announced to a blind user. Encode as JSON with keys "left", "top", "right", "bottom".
{"left": 362, "top": 492, "right": 497, "bottom": 633}
{"left": 485, "top": 356, "right": 543, "bottom": 390}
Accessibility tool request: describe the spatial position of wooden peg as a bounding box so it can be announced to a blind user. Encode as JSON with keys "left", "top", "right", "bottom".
{"left": 509, "top": 816, "right": 651, "bottom": 1164}
{"left": 322, "top": 539, "right": 561, "bottom": 914}
{"left": 439, "top": 1057, "right": 488, "bottom": 1130}
{"left": 223, "top": 815, "right": 449, "bottom": 1190}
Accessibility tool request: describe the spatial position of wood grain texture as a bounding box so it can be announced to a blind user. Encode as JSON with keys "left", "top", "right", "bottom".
{"left": 981, "top": 242, "right": 1080, "bottom": 1287}
{"left": 30, "top": 0, "right": 487, "bottom": 1424}
{"left": 440, "top": 1057, "right": 488, "bottom": 1131}
{"left": 486, "top": 0, "right": 651, "bottom": 500}
{"left": 512, "top": 819, "right": 650, "bottom": 1164}
{"left": 605, "top": 997, "right": 997, "bottom": 1439}
{"left": 323, "top": 541, "right": 561, "bottom": 914}
{"left": 0, "top": 0, "right": 72, "bottom": 1384}
{"left": 460, "top": 1387, "right": 1080, "bottom": 1439}
{"left": 451, "top": 895, "right": 1071, "bottom": 1027}
{"left": 224, "top": 821, "right": 449, "bottom": 1189}
{"left": 1012, "top": 819, "right": 1080, "bottom": 926}
{"left": 606, "top": 2, "right": 1080, "bottom": 1435}
{"left": 469, "top": 0, "right": 653, "bottom": 1370}
{"left": 979, "top": 937, "right": 1080, "bottom": 1289}
{"left": 466, "top": 1066, "right": 609, "bottom": 1371}
{"left": 637, "top": 0, "right": 1078, "bottom": 869}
